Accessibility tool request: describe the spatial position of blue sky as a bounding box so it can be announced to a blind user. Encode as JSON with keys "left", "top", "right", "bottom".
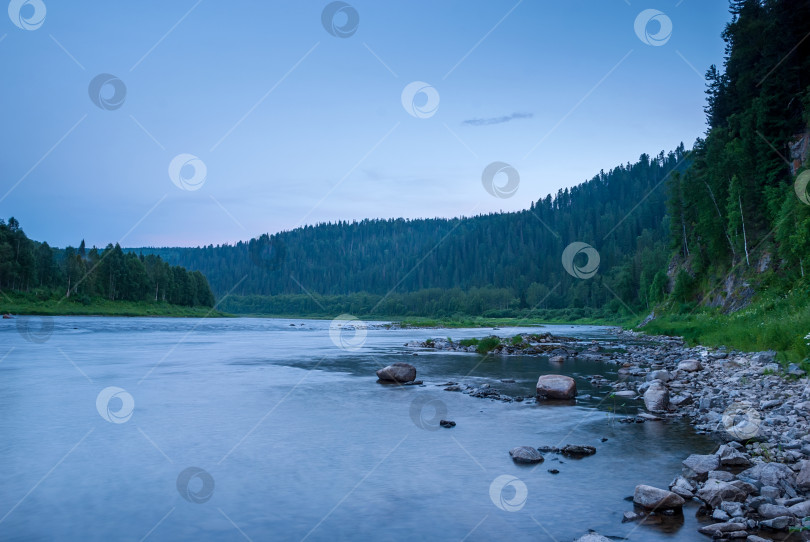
{"left": 0, "top": 0, "right": 731, "bottom": 248}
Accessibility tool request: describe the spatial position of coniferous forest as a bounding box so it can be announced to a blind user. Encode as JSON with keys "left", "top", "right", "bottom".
{"left": 134, "top": 0, "right": 810, "bottom": 322}
{"left": 0, "top": 218, "right": 214, "bottom": 308}
{"left": 136, "top": 146, "right": 685, "bottom": 318}
{"left": 3, "top": 0, "right": 807, "bottom": 324}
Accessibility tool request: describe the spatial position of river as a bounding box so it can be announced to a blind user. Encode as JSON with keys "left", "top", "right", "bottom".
{"left": 0, "top": 316, "right": 716, "bottom": 541}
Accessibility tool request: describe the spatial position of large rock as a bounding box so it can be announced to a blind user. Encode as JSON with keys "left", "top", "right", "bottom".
{"left": 740, "top": 462, "right": 796, "bottom": 487}
{"left": 536, "top": 374, "right": 576, "bottom": 400}
{"left": 759, "top": 516, "right": 796, "bottom": 530}
{"left": 633, "top": 485, "right": 685, "bottom": 510}
{"left": 716, "top": 444, "right": 752, "bottom": 468}
{"left": 696, "top": 479, "right": 747, "bottom": 508}
{"left": 677, "top": 359, "right": 701, "bottom": 372}
{"left": 682, "top": 454, "right": 720, "bottom": 480}
{"left": 788, "top": 500, "right": 810, "bottom": 517}
{"left": 646, "top": 369, "right": 671, "bottom": 382}
{"left": 376, "top": 363, "right": 416, "bottom": 383}
{"left": 509, "top": 446, "right": 544, "bottom": 464}
{"left": 643, "top": 380, "right": 669, "bottom": 412}
{"left": 758, "top": 503, "right": 792, "bottom": 519}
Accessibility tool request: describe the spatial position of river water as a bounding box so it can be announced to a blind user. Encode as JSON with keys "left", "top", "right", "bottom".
{"left": 0, "top": 317, "right": 716, "bottom": 541}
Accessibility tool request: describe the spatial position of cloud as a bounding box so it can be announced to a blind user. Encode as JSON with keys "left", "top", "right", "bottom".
{"left": 463, "top": 112, "right": 533, "bottom": 127}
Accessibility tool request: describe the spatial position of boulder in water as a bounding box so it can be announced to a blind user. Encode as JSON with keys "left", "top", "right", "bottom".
{"left": 536, "top": 374, "right": 576, "bottom": 400}
{"left": 376, "top": 363, "right": 417, "bottom": 383}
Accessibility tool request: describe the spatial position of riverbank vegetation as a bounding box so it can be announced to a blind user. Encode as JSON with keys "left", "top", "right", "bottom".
{"left": 0, "top": 291, "right": 224, "bottom": 317}
{"left": 0, "top": 218, "right": 216, "bottom": 315}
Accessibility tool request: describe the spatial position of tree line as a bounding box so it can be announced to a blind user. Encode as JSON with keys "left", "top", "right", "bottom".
{"left": 0, "top": 217, "right": 214, "bottom": 307}
{"left": 136, "top": 146, "right": 685, "bottom": 317}
{"left": 139, "top": 0, "right": 810, "bottom": 319}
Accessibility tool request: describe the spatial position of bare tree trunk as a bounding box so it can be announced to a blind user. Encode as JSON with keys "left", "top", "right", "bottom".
{"left": 66, "top": 276, "right": 71, "bottom": 298}
{"left": 739, "top": 194, "right": 750, "bottom": 267}
{"left": 704, "top": 181, "right": 736, "bottom": 257}
{"left": 681, "top": 220, "right": 689, "bottom": 257}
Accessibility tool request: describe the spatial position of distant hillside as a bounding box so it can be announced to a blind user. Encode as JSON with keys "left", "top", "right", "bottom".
{"left": 133, "top": 1, "right": 810, "bottom": 321}
{"left": 133, "top": 146, "right": 687, "bottom": 316}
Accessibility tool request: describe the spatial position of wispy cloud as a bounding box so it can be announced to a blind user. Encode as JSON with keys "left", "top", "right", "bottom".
{"left": 463, "top": 112, "right": 533, "bottom": 127}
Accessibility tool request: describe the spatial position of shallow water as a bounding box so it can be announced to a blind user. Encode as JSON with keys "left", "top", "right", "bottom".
{"left": 0, "top": 317, "right": 718, "bottom": 541}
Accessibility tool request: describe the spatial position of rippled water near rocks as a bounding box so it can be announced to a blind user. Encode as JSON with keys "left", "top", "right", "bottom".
{"left": 0, "top": 317, "right": 717, "bottom": 541}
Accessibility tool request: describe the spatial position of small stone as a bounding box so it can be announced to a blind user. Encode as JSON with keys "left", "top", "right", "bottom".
{"left": 439, "top": 420, "right": 455, "bottom": 428}
{"left": 712, "top": 509, "right": 731, "bottom": 521}
{"left": 548, "top": 469, "right": 559, "bottom": 474}
{"left": 760, "top": 486, "right": 780, "bottom": 500}
{"left": 697, "top": 522, "right": 747, "bottom": 536}
{"left": 560, "top": 444, "right": 596, "bottom": 457}
{"left": 708, "top": 470, "right": 736, "bottom": 482}
{"left": 509, "top": 446, "right": 544, "bottom": 464}
{"left": 677, "top": 359, "right": 702, "bottom": 372}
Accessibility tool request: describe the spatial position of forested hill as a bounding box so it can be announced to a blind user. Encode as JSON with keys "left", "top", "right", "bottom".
{"left": 134, "top": 145, "right": 688, "bottom": 315}
{"left": 0, "top": 218, "right": 215, "bottom": 308}
{"left": 665, "top": 0, "right": 810, "bottom": 309}
{"left": 135, "top": 0, "right": 810, "bottom": 320}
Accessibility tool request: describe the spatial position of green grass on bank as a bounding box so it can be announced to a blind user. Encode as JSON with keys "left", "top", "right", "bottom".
{"left": 0, "top": 291, "right": 227, "bottom": 318}
{"left": 232, "top": 309, "right": 638, "bottom": 328}
{"left": 637, "top": 282, "right": 810, "bottom": 365}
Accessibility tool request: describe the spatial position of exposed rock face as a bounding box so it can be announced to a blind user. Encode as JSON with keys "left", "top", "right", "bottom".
{"left": 509, "top": 446, "right": 544, "bottom": 464}
{"left": 633, "top": 485, "right": 685, "bottom": 510}
{"left": 535, "top": 374, "right": 576, "bottom": 400}
{"left": 375, "top": 363, "right": 417, "bottom": 383}
{"left": 643, "top": 380, "right": 669, "bottom": 412}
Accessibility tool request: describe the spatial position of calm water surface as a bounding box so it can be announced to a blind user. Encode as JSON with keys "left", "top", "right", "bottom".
{"left": 0, "top": 317, "right": 716, "bottom": 541}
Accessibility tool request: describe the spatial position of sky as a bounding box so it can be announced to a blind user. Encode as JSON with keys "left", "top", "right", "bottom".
{"left": 0, "top": 0, "right": 732, "bottom": 248}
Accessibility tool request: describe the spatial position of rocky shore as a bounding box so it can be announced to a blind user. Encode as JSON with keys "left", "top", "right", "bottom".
{"left": 408, "top": 330, "right": 810, "bottom": 541}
